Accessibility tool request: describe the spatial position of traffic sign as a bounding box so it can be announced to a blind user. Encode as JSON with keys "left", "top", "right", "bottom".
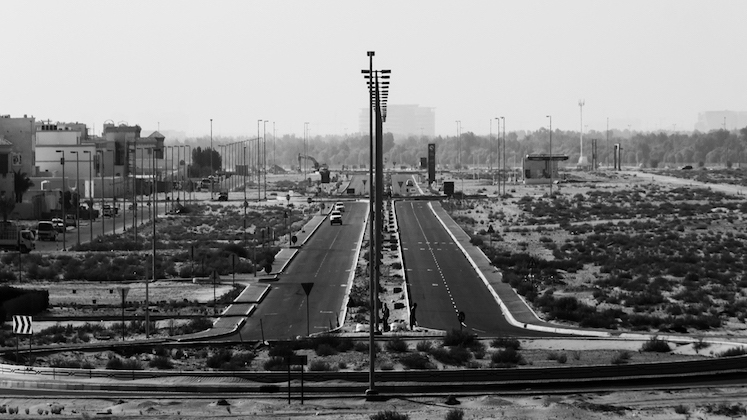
{"left": 12, "top": 315, "right": 32, "bottom": 335}
{"left": 301, "top": 282, "right": 314, "bottom": 296}
{"left": 210, "top": 270, "right": 220, "bottom": 282}
{"left": 117, "top": 286, "right": 130, "bottom": 301}
{"left": 457, "top": 311, "right": 466, "bottom": 323}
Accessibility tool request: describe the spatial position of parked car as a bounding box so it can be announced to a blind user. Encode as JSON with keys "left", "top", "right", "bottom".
{"left": 330, "top": 210, "right": 343, "bottom": 225}
{"left": 65, "top": 214, "right": 77, "bottom": 227}
{"left": 102, "top": 205, "right": 114, "bottom": 217}
{"left": 36, "top": 221, "right": 57, "bottom": 241}
{"left": 334, "top": 202, "right": 345, "bottom": 212}
{"left": 51, "top": 218, "right": 65, "bottom": 233}
{"left": 217, "top": 191, "right": 228, "bottom": 201}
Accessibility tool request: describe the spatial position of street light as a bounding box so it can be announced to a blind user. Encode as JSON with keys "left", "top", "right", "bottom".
{"left": 83, "top": 150, "right": 92, "bottom": 244}
{"left": 500, "top": 116, "right": 506, "bottom": 196}
{"left": 547, "top": 115, "right": 553, "bottom": 197}
{"left": 263, "top": 120, "right": 269, "bottom": 200}
{"left": 70, "top": 151, "right": 81, "bottom": 247}
{"left": 210, "top": 119, "right": 214, "bottom": 201}
{"left": 455, "top": 120, "right": 462, "bottom": 194}
{"left": 96, "top": 150, "right": 107, "bottom": 237}
{"left": 55, "top": 150, "right": 67, "bottom": 251}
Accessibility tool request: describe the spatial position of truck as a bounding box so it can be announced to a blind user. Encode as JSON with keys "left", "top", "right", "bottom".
{"left": 0, "top": 222, "right": 35, "bottom": 253}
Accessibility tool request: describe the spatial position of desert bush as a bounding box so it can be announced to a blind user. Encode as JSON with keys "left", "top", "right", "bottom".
{"left": 315, "top": 343, "right": 338, "bottom": 356}
{"left": 430, "top": 346, "right": 472, "bottom": 366}
{"left": 640, "top": 336, "right": 671, "bottom": 353}
{"left": 445, "top": 408, "right": 464, "bottom": 420}
{"left": 673, "top": 404, "right": 689, "bottom": 415}
{"left": 268, "top": 343, "right": 295, "bottom": 358}
{"left": 416, "top": 340, "right": 433, "bottom": 352}
{"left": 105, "top": 357, "right": 123, "bottom": 370}
{"left": 443, "top": 329, "right": 476, "bottom": 347}
{"left": 490, "top": 347, "right": 523, "bottom": 367}
{"left": 385, "top": 337, "right": 409, "bottom": 353}
{"left": 398, "top": 353, "right": 434, "bottom": 370}
{"left": 370, "top": 410, "right": 409, "bottom": 420}
{"left": 611, "top": 350, "right": 631, "bottom": 365}
{"left": 717, "top": 347, "right": 747, "bottom": 357}
{"left": 263, "top": 356, "right": 287, "bottom": 371}
{"left": 122, "top": 358, "right": 143, "bottom": 370}
{"left": 490, "top": 337, "right": 521, "bottom": 350}
{"left": 149, "top": 356, "right": 173, "bottom": 369}
{"left": 308, "top": 360, "right": 334, "bottom": 371}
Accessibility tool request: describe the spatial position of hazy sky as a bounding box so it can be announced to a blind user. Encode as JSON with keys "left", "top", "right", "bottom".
{"left": 3, "top": 0, "right": 745, "bottom": 138}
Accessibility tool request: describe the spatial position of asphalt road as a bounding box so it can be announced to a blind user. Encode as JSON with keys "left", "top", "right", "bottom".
{"left": 397, "top": 200, "right": 552, "bottom": 337}
{"left": 236, "top": 201, "right": 367, "bottom": 340}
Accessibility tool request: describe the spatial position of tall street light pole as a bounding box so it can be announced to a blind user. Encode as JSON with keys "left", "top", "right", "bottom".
{"left": 547, "top": 115, "right": 553, "bottom": 197}
{"left": 97, "top": 150, "right": 106, "bottom": 237}
{"left": 55, "top": 150, "right": 67, "bottom": 251}
{"left": 257, "top": 120, "right": 262, "bottom": 201}
{"left": 83, "top": 150, "right": 92, "bottom": 244}
{"left": 210, "top": 119, "right": 214, "bottom": 201}
{"left": 70, "top": 151, "right": 81, "bottom": 247}
{"left": 501, "top": 116, "right": 506, "bottom": 196}
{"left": 263, "top": 120, "right": 268, "bottom": 200}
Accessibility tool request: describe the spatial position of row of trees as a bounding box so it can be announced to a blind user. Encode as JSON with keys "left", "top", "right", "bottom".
{"left": 175, "top": 126, "right": 747, "bottom": 171}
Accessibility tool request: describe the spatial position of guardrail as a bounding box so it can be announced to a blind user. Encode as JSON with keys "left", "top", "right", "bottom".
{"left": 2, "top": 356, "right": 747, "bottom": 391}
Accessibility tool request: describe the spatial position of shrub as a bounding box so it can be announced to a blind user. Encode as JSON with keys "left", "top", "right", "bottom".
{"left": 106, "top": 357, "right": 123, "bottom": 370}
{"left": 673, "top": 404, "right": 689, "bottom": 415}
{"left": 717, "top": 347, "right": 747, "bottom": 357}
{"left": 640, "top": 336, "right": 671, "bottom": 353}
{"left": 263, "top": 356, "right": 287, "bottom": 371}
{"left": 557, "top": 353, "right": 567, "bottom": 364}
{"left": 443, "top": 329, "right": 476, "bottom": 347}
{"left": 206, "top": 349, "right": 233, "bottom": 369}
{"left": 370, "top": 410, "right": 409, "bottom": 420}
{"left": 149, "top": 356, "right": 173, "bottom": 369}
{"left": 315, "top": 343, "right": 338, "bottom": 356}
{"left": 490, "top": 347, "right": 523, "bottom": 367}
{"left": 430, "top": 347, "right": 472, "bottom": 366}
{"left": 268, "top": 344, "right": 295, "bottom": 358}
{"left": 398, "top": 353, "right": 434, "bottom": 370}
{"left": 122, "top": 358, "right": 143, "bottom": 370}
{"left": 385, "top": 337, "right": 409, "bottom": 353}
{"left": 490, "top": 337, "right": 521, "bottom": 350}
{"left": 308, "top": 360, "right": 334, "bottom": 371}
{"left": 611, "top": 350, "right": 631, "bottom": 365}
{"left": 416, "top": 340, "right": 433, "bottom": 352}
{"left": 445, "top": 408, "right": 464, "bottom": 420}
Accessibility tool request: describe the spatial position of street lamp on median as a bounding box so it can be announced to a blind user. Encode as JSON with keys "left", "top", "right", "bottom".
{"left": 547, "top": 115, "right": 553, "bottom": 197}
{"left": 500, "top": 116, "right": 506, "bottom": 196}
{"left": 83, "top": 150, "right": 92, "bottom": 244}
{"left": 55, "top": 150, "right": 67, "bottom": 251}
{"left": 70, "top": 151, "right": 81, "bottom": 247}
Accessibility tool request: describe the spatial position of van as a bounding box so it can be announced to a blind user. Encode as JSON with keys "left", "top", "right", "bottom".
{"left": 36, "top": 221, "right": 57, "bottom": 241}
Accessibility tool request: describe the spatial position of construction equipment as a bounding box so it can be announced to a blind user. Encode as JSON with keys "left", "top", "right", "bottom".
{"left": 297, "top": 154, "right": 320, "bottom": 172}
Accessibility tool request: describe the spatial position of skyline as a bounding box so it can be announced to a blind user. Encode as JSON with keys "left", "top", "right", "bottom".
{"left": 3, "top": 0, "right": 745, "bottom": 138}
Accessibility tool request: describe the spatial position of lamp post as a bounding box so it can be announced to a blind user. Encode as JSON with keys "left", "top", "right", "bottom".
{"left": 55, "top": 150, "right": 67, "bottom": 251}
{"left": 111, "top": 155, "right": 116, "bottom": 234}
{"left": 96, "top": 150, "right": 105, "bottom": 237}
{"left": 263, "top": 120, "right": 268, "bottom": 200}
{"left": 455, "top": 120, "right": 462, "bottom": 195}
{"left": 210, "top": 119, "right": 214, "bottom": 201}
{"left": 547, "top": 115, "right": 553, "bottom": 197}
{"left": 501, "top": 116, "right": 506, "bottom": 195}
{"left": 303, "top": 122, "right": 309, "bottom": 182}
{"left": 70, "top": 151, "right": 81, "bottom": 247}
{"left": 243, "top": 144, "right": 248, "bottom": 247}
{"left": 186, "top": 145, "right": 192, "bottom": 205}
{"left": 84, "top": 150, "right": 92, "bottom": 244}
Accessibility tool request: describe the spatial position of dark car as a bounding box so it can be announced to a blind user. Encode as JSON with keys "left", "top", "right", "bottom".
{"left": 217, "top": 192, "right": 228, "bottom": 201}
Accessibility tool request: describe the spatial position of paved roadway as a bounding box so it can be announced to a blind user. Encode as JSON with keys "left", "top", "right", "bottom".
{"left": 397, "top": 200, "right": 552, "bottom": 337}
{"left": 235, "top": 201, "right": 367, "bottom": 340}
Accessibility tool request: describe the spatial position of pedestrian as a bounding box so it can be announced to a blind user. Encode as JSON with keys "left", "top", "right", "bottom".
{"left": 409, "top": 302, "right": 418, "bottom": 329}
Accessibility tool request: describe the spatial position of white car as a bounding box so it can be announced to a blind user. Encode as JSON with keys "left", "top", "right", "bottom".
{"left": 330, "top": 210, "right": 343, "bottom": 225}
{"left": 334, "top": 202, "right": 345, "bottom": 212}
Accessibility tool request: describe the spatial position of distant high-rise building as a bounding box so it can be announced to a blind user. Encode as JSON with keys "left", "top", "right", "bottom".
{"left": 359, "top": 104, "right": 435, "bottom": 139}
{"left": 695, "top": 111, "right": 747, "bottom": 132}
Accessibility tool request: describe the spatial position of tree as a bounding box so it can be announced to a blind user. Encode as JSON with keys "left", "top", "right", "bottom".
{"left": 13, "top": 170, "right": 34, "bottom": 203}
{"left": 0, "top": 194, "right": 15, "bottom": 222}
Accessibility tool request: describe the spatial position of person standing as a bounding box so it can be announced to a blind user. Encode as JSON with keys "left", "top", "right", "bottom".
{"left": 409, "top": 302, "right": 418, "bottom": 329}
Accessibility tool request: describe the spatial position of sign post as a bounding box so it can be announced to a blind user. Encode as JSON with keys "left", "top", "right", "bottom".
{"left": 487, "top": 224, "right": 495, "bottom": 248}
{"left": 286, "top": 354, "right": 308, "bottom": 405}
{"left": 117, "top": 287, "right": 129, "bottom": 341}
{"left": 211, "top": 270, "right": 220, "bottom": 315}
{"left": 301, "top": 282, "right": 314, "bottom": 336}
{"left": 12, "top": 315, "right": 32, "bottom": 365}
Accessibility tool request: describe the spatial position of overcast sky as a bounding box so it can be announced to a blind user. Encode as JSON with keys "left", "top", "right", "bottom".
{"left": 3, "top": 0, "right": 745, "bottom": 138}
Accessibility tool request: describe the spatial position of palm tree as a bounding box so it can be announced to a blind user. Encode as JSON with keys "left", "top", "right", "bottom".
{"left": 13, "top": 169, "right": 34, "bottom": 203}
{"left": 0, "top": 194, "right": 15, "bottom": 223}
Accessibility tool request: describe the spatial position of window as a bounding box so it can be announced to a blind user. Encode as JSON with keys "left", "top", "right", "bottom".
{"left": 0, "top": 153, "right": 8, "bottom": 174}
